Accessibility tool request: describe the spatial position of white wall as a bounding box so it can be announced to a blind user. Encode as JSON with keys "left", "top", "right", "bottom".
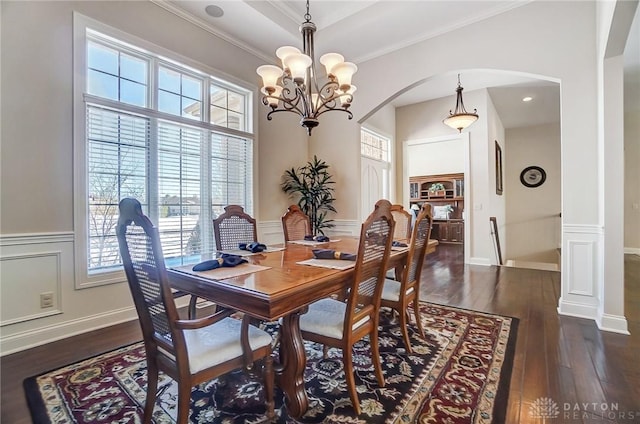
{"left": 505, "top": 123, "right": 561, "bottom": 264}
{"left": 486, "top": 92, "right": 507, "bottom": 263}
{"left": 624, "top": 6, "right": 640, "bottom": 254}
{"left": 405, "top": 140, "right": 465, "bottom": 177}
{"left": 625, "top": 110, "right": 640, "bottom": 253}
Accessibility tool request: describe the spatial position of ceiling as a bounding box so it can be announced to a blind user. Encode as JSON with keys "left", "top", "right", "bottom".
{"left": 151, "top": 0, "right": 631, "bottom": 129}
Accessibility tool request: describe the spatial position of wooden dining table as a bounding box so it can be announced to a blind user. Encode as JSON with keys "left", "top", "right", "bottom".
{"left": 167, "top": 237, "right": 438, "bottom": 418}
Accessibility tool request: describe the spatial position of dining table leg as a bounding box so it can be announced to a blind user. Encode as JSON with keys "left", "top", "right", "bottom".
{"left": 276, "top": 309, "right": 309, "bottom": 418}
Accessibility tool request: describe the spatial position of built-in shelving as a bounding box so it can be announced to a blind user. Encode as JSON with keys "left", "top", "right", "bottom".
{"left": 409, "top": 173, "right": 464, "bottom": 244}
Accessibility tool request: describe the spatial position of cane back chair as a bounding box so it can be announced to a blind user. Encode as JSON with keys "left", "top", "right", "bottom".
{"left": 298, "top": 199, "right": 395, "bottom": 415}
{"left": 116, "top": 198, "right": 274, "bottom": 423}
{"left": 381, "top": 202, "right": 433, "bottom": 353}
{"left": 390, "top": 204, "right": 412, "bottom": 241}
{"left": 281, "top": 204, "right": 312, "bottom": 242}
{"left": 213, "top": 205, "right": 258, "bottom": 251}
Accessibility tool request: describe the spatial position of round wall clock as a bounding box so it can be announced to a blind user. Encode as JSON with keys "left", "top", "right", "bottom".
{"left": 520, "top": 166, "right": 546, "bottom": 188}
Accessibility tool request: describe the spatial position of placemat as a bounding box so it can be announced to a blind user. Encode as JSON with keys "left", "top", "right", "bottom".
{"left": 296, "top": 258, "right": 355, "bottom": 270}
{"left": 172, "top": 263, "right": 271, "bottom": 279}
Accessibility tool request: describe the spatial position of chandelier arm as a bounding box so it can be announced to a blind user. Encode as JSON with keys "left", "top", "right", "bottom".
{"left": 313, "top": 107, "right": 353, "bottom": 120}
{"left": 312, "top": 80, "right": 343, "bottom": 113}
{"left": 314, "top": 93, "right": 353, "bottom": 115}
{"left": 266, "top": 96, "right": 305, "bottom": 115}
{"left": 265, "top": 106, "right": 307, "bottom": 121}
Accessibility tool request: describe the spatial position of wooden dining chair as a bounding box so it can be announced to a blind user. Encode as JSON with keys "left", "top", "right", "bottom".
{"left": 381, "top": 203, "right": 432, "bottom": 353}
{"left": 213, "top": 205, "right": 258, "bottom": 250}
{"left": 390, "top": 204, "right": 412, "bottom": 241}
{"left": 298, "top": 199, "right": 395, "bottom": 415}
{"left": 116, "top": 198, "right": 274, "bottom": 423}
{"left": 386, "top": 204, "right": 414, "bottom": 279}
{"left": 281, "top": 204, "right": 311, "bottom": 242}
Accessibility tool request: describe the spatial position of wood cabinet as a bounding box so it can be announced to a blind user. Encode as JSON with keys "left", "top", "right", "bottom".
{"left": 431, "top": 220, "right": 464, "bottom": 243}
{"left": 410, "top": 173, "right": 464, "bottom": 244}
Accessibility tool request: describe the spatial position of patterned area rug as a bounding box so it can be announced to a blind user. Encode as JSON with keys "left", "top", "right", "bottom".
{"left": 24, "top": 302, "right": 517, "bottom": 423}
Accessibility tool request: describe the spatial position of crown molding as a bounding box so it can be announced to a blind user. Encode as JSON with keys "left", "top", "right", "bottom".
{"left": 150, "top": 0, "right": 274, "bottom": 64}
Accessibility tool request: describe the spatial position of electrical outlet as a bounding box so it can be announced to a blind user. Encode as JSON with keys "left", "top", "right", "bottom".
{"left": 40, "top": 292, "right": 54, "bottom": 308}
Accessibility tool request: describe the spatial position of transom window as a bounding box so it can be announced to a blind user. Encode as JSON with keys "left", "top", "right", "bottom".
{"left": 361, "top": 127, "right": 389, "bottom": 162}
{"left": 75, "top": 21, "right": 254, "bottom": 286}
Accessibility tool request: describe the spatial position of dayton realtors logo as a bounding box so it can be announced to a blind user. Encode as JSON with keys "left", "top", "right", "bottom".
{"left": 530, "top": 397, "right": 639, "bottom": 421}
{"left": 529, "top": 397, "right": 560, "bottom": 419}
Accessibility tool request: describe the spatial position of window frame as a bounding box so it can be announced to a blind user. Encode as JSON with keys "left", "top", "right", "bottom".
{"left": 73, "top": 13, "right": 257, "bottom": 289}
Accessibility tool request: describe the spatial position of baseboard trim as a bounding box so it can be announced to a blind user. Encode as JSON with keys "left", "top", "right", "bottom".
{"left": 624, "top": 247, "right": 640, "bottom": 256}
{"left": 557, "top": 298, "right": 598, "bottom": 320}
{"left": 468, "top": 257, "right": 491, "bottom": 266}
{"left": 596, "top": 313, "right": 630, "bottom": 335}
{"left": 0, "top": 307, "right": 138, "bottom": 356}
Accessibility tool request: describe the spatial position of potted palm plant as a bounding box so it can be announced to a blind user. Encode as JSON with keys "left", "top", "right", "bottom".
{"left": 281, "top": 155, "right": 337, "bottom": 236}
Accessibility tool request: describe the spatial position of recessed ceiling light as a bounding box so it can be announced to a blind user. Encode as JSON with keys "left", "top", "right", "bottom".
{"left": 522, "top": 96, "right": 533, "bottom": 102}
{"left": 205, "top": 5, "right": 224, "bottom": 18}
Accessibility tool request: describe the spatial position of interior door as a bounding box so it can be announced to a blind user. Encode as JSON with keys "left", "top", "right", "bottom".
{"left": 361, "top": 156, "right": 388, "bottom": 221}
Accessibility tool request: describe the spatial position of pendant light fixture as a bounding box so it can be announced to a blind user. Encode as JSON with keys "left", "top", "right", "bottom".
{"left": 256, "top": 0, "right": 357, "bottom": 135}
{"left": 443, "top": 74, "right": 478, "bottom": 132}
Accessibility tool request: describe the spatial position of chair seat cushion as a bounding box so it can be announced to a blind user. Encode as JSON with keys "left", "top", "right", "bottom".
{"left": 182, "top": 317, "right": 272, "bottom": 374}
{"left": 381, "top": 278, "right": 414, "bottom": 302}
{"left": 299, "top": 298, "right": 369, "bottom": 339}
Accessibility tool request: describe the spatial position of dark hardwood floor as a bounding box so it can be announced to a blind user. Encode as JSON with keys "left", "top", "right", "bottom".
{"left": 2, "top": 245, "right": 638, "bottom": 423}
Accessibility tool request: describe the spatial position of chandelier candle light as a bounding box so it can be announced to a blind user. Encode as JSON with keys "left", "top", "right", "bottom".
{"left": 443, "top": 74, "right": 479, "bottom": 132}
{"left": 256, "top": 0, "right": 357, "bottom": 135}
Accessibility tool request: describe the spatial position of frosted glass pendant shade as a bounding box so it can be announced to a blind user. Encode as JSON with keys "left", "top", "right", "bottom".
{"left": 331, "top": 62, "right": 357, "bottom": 90}
{"left": 284, "top": 53, "right": 312, "bottom": 83}
{"left": 319, "top": 53, "right": 344, "bottom": 76}
{"left": 443, "top": 113, "right": 479, "bottom": 132}
{"left": 256, "top": 65, "right": 282, "bottom": 91}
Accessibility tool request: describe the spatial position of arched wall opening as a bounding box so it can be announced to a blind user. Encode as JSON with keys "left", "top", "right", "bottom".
{"left": 359, "top": 68, "right": 561, "bottom": 269}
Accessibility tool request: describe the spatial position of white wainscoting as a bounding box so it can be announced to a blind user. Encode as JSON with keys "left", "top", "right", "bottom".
{"left": 258, "top": 219, "right": 361, "bottom": 244}
{"left": 557, "top": 224, "right": 600, "bottom": 320}
{"left": 257, "top": 221, "right": 285, "bottom": 245}
{"left": 0, "top": 233, "right": 74, "bottom": 327}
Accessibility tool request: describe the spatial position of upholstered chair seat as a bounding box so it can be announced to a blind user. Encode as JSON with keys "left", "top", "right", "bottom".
{"left": 381, "top": 279, "right": 414, "bottom": 302}
{"left": 181, "top": 318, "right": 273, "bottom": 373}
{"left": 299, "top": 299, "right": 371, "bottom": 339}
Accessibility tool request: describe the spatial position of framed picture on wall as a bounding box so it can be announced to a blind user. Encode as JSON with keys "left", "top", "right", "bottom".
{"left": 495, "top": 141, "right": 503, "bottom": 195}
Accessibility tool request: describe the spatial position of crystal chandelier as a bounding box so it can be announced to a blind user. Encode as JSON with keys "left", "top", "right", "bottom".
{"left": 256, "top": 0, "right": 357, "bottom": 136}
{"left": 443, "top": 74, "right": 479, "bottom": 132}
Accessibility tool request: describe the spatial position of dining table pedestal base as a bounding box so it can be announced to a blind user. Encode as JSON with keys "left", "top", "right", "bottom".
{"left": 275, "top": 309, "right": 309, "bottom": 418}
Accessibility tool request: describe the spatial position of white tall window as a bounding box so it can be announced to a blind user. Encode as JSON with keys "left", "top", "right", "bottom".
{"left": 74, "top": 18, "right": 254, "bottom": 287}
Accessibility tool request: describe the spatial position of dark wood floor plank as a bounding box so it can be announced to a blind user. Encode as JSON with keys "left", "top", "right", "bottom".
{"left": 2, "top": 245, "right": 638, "bottom": 424}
